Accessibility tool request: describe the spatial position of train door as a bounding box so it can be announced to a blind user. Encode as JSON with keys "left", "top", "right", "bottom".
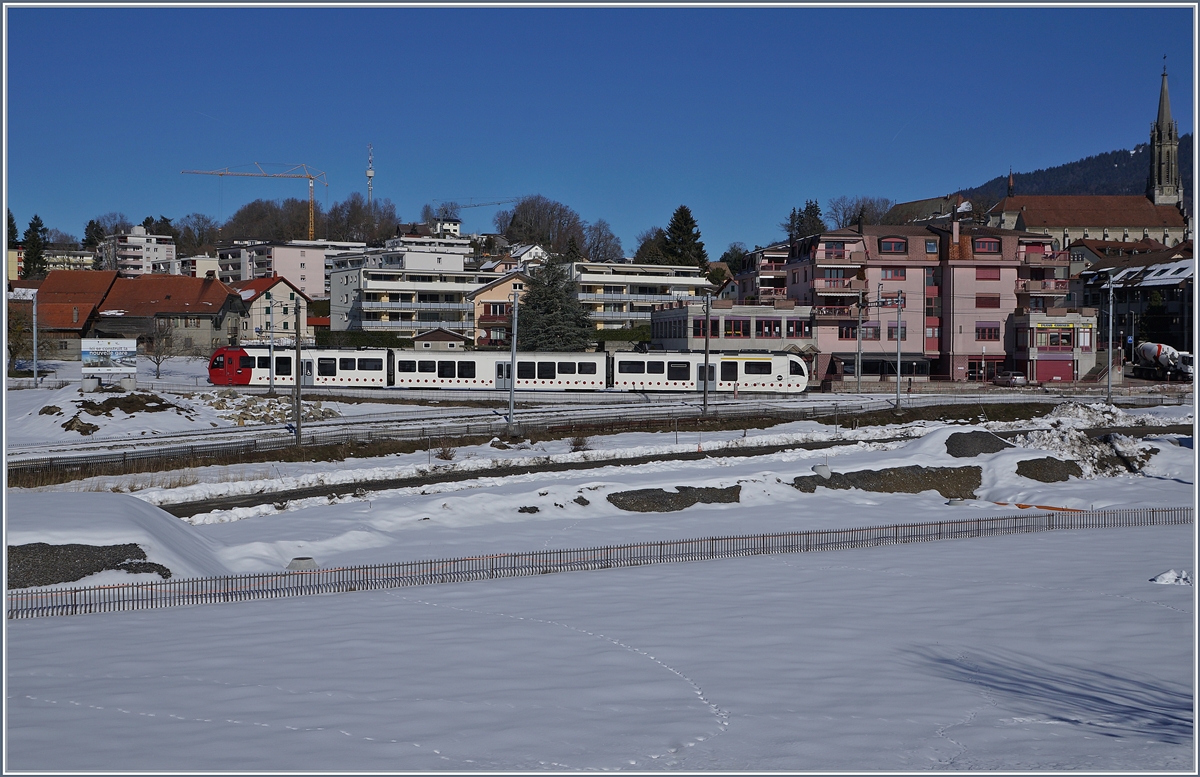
{"left": 301, "top": 359, "right": 315, "bottom": 386}
{"left": 696, "top": 362, "right": 715, "bottom": 393}
{"left": 386, "top": 350, "right": 396, "bottom": 387}
{"left": 495, "top": 361, "right": 511, "bottom": 390}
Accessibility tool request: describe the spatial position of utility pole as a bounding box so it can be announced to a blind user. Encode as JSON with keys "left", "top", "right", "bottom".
{"left": 1106, "top": 270, "right": 1114, "bottom": 405}
{"left": 31, "top": 289, "right": 38, "bottom": 387}
{"left": 855, "top": 288, "right": 864, "bottom": 393}
{"left": 366, "top": 144, "right": 374, "bottom": 210}
{"left": 507, "top": 290, "right": 519, "bottom": 436}
{"left": 294, "top": 303, "right": 303, "bottom": 445}
{"left": 703, "top": 292, "right": 712, "bottom": 416}
{"left": 267, "top": 294, "right": 276, "bottom": 395}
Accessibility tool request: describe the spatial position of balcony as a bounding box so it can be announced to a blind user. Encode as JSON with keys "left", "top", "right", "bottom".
{"left": 1015, "top": 279, "right": 1070, "bottom": 294}
{"left": 756, "top": 287, "right": 788, "bottom": 298}
{"left": 359, "top": 319, "right": 474, "bottom": 331}
{"left": 813, "top": 278, "right": 867, "bottom": 292}
{"left": 590, "top": 311, "right": 652, "bottom": 321}
{"left": 813, "top": 305, "right": 856, "bottom": 320}
{"left": 360, "top": 301, "right": 474, "bottom": 311}
{"left": 577, "top": 292, "right": 682, "bottom": 303}
{"left": 1018, "top": 250, "right": 1069, "bottom": 267}
{"left": 814, "top": 250, "right": 866, "bottom": 266}
{"left": 757, "top": 262, "right": 787, "bottom": 273}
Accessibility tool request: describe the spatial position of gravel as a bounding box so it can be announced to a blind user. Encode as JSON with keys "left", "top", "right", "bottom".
{"left": 792, "top": 465, "right": 982, "bottom": 500}
{"left": 606, "top": 485, "right": 742, "bottom": 513}
{"left": 7, "top": 543, "right": 172, "bottom": 590}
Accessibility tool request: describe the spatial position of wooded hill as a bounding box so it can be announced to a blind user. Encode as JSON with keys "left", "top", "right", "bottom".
{"left": 956, "top": 133, "right": 1193, "bottom": 210}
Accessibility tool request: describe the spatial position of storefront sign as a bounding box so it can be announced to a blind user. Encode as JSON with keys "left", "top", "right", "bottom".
{"left": 81, "top": 339, "right": 138, "bottom": 375}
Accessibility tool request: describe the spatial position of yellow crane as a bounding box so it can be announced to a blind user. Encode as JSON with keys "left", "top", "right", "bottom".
{"left": 182, "top": 163, "right": 329, "bottom": 240}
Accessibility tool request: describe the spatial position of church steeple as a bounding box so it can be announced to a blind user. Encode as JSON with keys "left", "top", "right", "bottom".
{"left": 1148, "top": 62, "right": 1181, "bottom": 207}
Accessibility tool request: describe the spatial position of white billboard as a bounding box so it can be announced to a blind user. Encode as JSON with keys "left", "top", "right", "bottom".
{"left": 81, "top": 339, "right": 138, "bottom": 375}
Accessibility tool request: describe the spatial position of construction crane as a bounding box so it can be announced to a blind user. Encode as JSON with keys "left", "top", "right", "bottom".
{"left": 182, "top": 163, "right": 329, "bottom": 240}
{"left": 365, "top": 145, "right": 374, "bottom": 209}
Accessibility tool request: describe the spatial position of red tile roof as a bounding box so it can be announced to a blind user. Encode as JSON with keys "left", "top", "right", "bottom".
{"left": 36, "top": 270, "right": 118, "bottom": 305}
{"left": 991, "top": 196, "right": 1187, "bottom": 229}
{"left": 33, "top": 303, "right": 93, "bottom": 332}
{"left": 307, "top": 316, "right": 331, "bottom": 328}
{"left": 97, "top": 275, "right": 239, "bottom": 318}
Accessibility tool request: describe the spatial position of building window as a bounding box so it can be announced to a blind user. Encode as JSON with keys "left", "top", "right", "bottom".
{"left": 975, "top": 267, "right": 1001, "bottom": 281}
{"left": 755, "top": 318, "right": 782, "bottom": 338}
{"left": 300, "top": 261, "right": 306, "bottom": 268}
{"left": 975, "top": 294, "right": 1001, "bottom": 309}
{"left": 785, "top": 319, "right": 811, "bottom": 338}
{"left": 838, "top": 321, "right": 857, "bottom": 339}
{"left": 861, "top": 324, "right": 881, "bottom": 341}
{"left": 925, "top": 326, "right": 940, "bottom": 339}
{"left": 925, "top": 239, "right": 938, "bottom": 254}
{"left": 300, "top": 275, "right": 305, "bottom": 281}
{"left": 975, "top": 324, "right": 1001, "bottom": 341}
{"left": 692, "top": 318, "right": 718, "bottom": 338}
{"left": 300, "top": 251, "right": 305, "bottom": 257}
{"left": 880, "top": 267, "right": 906, "bottom": 280}
{"left": 879, "top": 238, "right": 906, "bottom": 253}
{"left": 974, "top": 238, "right": 1001, "bottom": 253}
{"left": 724, "top": 319, "right": 750, "bottom": 338}
{"left": 887, "top": 323, "right": 907, "bottom": 341}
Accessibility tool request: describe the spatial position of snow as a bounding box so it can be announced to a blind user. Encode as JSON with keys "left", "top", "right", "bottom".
{"left": 5, "top": 397, "right": 1196, "bottom": 770}
{"left": 1150, "top": 569, "right": 1193, "bottom": 585}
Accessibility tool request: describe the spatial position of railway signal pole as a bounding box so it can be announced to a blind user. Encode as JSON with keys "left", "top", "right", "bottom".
{"left": 703, "top": 292, "right": 711, "bottom": 417}
{"left": 294, "top": 304, "right": 302, "bottom": 445}
{"left": 507, "top": 290, "right": 519, "bottom": 437}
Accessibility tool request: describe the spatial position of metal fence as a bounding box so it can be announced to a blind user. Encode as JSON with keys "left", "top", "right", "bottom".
{"left": 9, "top": 506, "right": 1190, "bottom": 619}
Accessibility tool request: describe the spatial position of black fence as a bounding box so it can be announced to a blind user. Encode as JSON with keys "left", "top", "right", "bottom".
{"left": 8, "top": 506, "right": 1190, "bottom": 619}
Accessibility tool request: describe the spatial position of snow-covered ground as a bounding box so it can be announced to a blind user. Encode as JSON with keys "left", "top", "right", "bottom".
{"left": 5, "top": 399, "right": 1195, "bottom": 771}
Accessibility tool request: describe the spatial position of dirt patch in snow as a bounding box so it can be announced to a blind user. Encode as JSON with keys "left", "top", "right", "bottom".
{"left": 78, "top": 393, "right": 180, "bottom": 417}
{"left": 945, "top": 431, "right": 1014, "bottom": 458}
{"left": 792, "top": 465, "right": 981, "bottom": 500}
{"left": 60, "top": 415, "right": 100, "bottom": 436}
{"left": 607, "top": 485, "right": 742, "bottom": 512}
{"left": 38, "top": 405, "right": 62, "bottom": 416}
{"left": 1010, "top": 429, "right": 1158, "bottom": 478}
{"left": 845, "top": 403, "right": 1053, "bottom": 428}
{"left": 7, "top": 542, "right": 172, "bottom": 589}
{"left": 1015, "top": 457, "right": 1084, "bottom": 483}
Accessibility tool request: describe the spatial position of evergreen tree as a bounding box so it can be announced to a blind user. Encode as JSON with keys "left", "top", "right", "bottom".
{"left": 561, "top": 235, "right": 582, "bottom": 263}
{"left": 662, "top": 205, "right": 708, "bottom": 268}
{"left": 797, "top": 200, "right": 827, "bottom": 238}
{"left": 21, "top": 215, "right": 48, "bottom": 279}
{"left": 633, "top": 227, "right": 668, "bottom": 263}
{"left": 718, "top": 242, "right": 749, "bottom": 275}
{"left": 7, "top": 208, "right": 18, "bottom": 249}
{"left": 82, "top": 219, "right": 107, "bottom": 251}
{"left": 516, "top": 256, "right": 593, "bottom": 352}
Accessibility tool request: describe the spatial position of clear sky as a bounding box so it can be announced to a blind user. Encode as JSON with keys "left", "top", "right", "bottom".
{"left": 4, "top": 4, "right": 1195, "bottom": 257}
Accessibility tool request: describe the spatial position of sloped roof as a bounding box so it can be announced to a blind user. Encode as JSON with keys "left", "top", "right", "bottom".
{"left": 30, "top": 303, "right": 92, "bottom": 332}
{"left": 97, "top": 275, "right": 239, "bottom": 318}
{"left": 466, "top": 271, "right": 532, "bottom": 300}
{"left": 230, "top": 276, "right": 311, "bottom": 304}
{"left": 1067, "top": 237, "right": 1170, "bottom": 256}
{"left": 413, "top": 327, "right": 472, "bottom": 342}
{"left": 990, "top": 195, "right": 1187, "bottom": 228}
{"left": 36, "top": 270, "right": 118, "bottom": 305}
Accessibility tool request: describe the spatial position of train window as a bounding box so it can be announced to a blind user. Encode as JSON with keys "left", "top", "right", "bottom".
{"left": 418, "top": 360, "right": 436, "bottom": 373}
{"left": 275, "top": 356, "right": 292, "bottom": 376}
{"left": 457, "top": 361, "right": 476, "bottom": 378}
{"left": 646, "top": 361, "right": 665, "bottom": 374}
{"left": 257, "top": 356, "right": 270, "bottom": 369}
{"left": 211, "top": 355, "right": 224, "bottom": 369}
{"left": 578, "top": 362, "right": 597, "bottom": 375}
{"left": 534, "top": 362, "right": 553, "bottom": 379}
{"left": 720, "top": 361, "right": 738, "bottom": 381}
{"left": 358, "top": 358, "right": 384, "bottom": 371}
{"left": 517, "top": 361, "right": 535, "bottom": 379}
{"left": 744, "top": 361, "right": 771, "bottom": 375}
{"left": 239, "top": 356, "right": 254, "bottom": 369}
{"left": 438, "top": 361, "right": 456, "bottom": 378}
{"left": 618, "top": 361, "right": 645, "bottom": 374}
{"left": 667, "top": 362, "right": 690, "bottom": 381}
{"left": 790, "top": 360, "right": 805, "bottom": 376}
{"left": 557, "top": 362, "right": 577, "bottom": 374}
{"left": 398, "top": 360, "right": 416, "bottom": 373}
{"left": 317, "top": 358, "right": 337, "bottom": 376}
{"left": 339, "top": 358, "right": 356, "bottom": 371}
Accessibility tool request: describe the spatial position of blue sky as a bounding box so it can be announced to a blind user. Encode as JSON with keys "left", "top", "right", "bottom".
{"left": 5, "top": 5, "right": 1195, "bottom": 256}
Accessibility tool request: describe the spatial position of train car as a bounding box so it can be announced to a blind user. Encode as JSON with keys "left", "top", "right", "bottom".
{"left": 207, "top": 346, "right": 809, "bottom": 394}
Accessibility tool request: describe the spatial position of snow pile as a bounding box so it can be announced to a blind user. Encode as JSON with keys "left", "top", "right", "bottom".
{"left": 194, "top": 390, "right": 341, "bottom": 425}
{"left": 1008, "top": 428, "right": 1152, "bottom": 478}
{"left": 1149, "top": 569, "right": 1193, "bottom": 585}
{"left": 1045, "top": 401, "right": 1178, "bottom": 428}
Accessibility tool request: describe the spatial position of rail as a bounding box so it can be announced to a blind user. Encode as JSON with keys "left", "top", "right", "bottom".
{"left": 8, "top": 507, "right": 1190, "bottom": 619}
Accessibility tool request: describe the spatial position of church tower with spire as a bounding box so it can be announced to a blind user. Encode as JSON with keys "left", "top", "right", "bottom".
{"left": 1148, "top": 64, "right": 1181, "bottom": 207}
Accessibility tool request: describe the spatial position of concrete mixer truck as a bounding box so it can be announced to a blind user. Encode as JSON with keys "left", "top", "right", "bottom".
{"left": 1131, "top": 342, "right": 1193, "bottom": 380}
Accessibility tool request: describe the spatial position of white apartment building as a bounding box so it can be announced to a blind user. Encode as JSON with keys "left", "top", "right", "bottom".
{"left": 100, "top": 225, "right": 175, "bottom": 277}
{"left": 329, "top": 233, "right": 488, "bottom": 338}
{"left": 43, "top": 249, "right": 97, "bottom": 273}
{"left": 152, "top": 254, "right": 221, "bottom": 277}
{"left": 570, "top": 261, "right": 711, "bottom": 329}
{"left": 219, "top": 239, "right": 365, "bottom": 298}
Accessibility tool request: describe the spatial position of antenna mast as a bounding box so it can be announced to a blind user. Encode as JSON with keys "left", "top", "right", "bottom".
{"left": 366, "top": 144, "right": 375, "bottom": 209}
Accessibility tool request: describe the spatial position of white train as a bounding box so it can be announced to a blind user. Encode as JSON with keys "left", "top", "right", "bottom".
{"left": 208, "top": 346, "right": 809, "bottom": 394}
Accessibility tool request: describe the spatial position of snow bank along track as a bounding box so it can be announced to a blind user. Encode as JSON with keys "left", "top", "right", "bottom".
{"left": 8, "top": 507, "right": 1191, "bottom": 619}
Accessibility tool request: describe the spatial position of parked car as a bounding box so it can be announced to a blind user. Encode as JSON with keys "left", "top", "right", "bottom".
{"left": 992, "top": 371, "right": 1028, "bottom": 387}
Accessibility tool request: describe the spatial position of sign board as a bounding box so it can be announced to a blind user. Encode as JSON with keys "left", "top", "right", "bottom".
{"left": 1127, "top": 336, "right": 1134, "bottom": 344}
{"left": 81, "top": 339, "right": 138, "bottom": 375}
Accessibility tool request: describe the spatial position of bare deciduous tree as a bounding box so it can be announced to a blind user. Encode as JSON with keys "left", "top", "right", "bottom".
{"left": 583, "top": 219, "right": 624, "bottom": 263}
{"left": 143, "top": 320, "right": 192, "bottom": 379}
{"left": 825, "top": 196, "right": 896, "bottom": 229}
{"left": 494, "top": 195, "right": 585, "bottom": 255}
{"left": 6, "top": 305, "right": 56, "bottom": 375}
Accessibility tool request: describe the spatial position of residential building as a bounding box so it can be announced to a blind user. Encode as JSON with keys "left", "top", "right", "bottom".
{"left": 42, "top": 248, "right": 96, "bottom": 273}
{"left": 99, "top": 225, "right": 176, "bottom": 277}
{"left": 571, "top": 260, "right": 710, "bottom": 330}
{"left": 510, "top": 244, "right": 550, "bottom": 266}
{"left": 650, "top": 299, "right": 816, "bottom": 355}
{"left": 7, "top": 246, "right": 24, "bottom": 280}
{"left": 883, "top": 194, "right": 972, "bottom": 225}
{"left": 153, "top": 253, "right": 221, "bottom": 278}
{"left": 218, "top": 239, "right": 365, "bottom": 297}
{"left": 413, "top": 327, "right": 473, "bottom": 351}
{"left": 93, "top": 274, "right": 245, "bottom": 353}
{"left": 229, "top": 277, "right": 314, "bottom": 344}
{"left": 6, "top": 271, "right": 118, "bottom": 359}
{"left": 466, "top": 272, "right": 530, "bottom": 347}
{"left": 1011, "top": 308, "right": 1100, "bottom": 384}
{"left": 732, "top": 243, "right": 790, "bottom": 303}
{"left": 1078, "top": 241, "right": 1193, "bottom": 356}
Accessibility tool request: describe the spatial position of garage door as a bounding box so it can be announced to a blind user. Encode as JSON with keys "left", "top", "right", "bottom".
{"left": 1035, "top": 359, "right": 1073, "bottom": 383}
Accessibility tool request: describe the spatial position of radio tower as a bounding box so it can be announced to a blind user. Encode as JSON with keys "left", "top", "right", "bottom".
{"left": 365, "top": 144, "right": 375, "bottom": 209}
